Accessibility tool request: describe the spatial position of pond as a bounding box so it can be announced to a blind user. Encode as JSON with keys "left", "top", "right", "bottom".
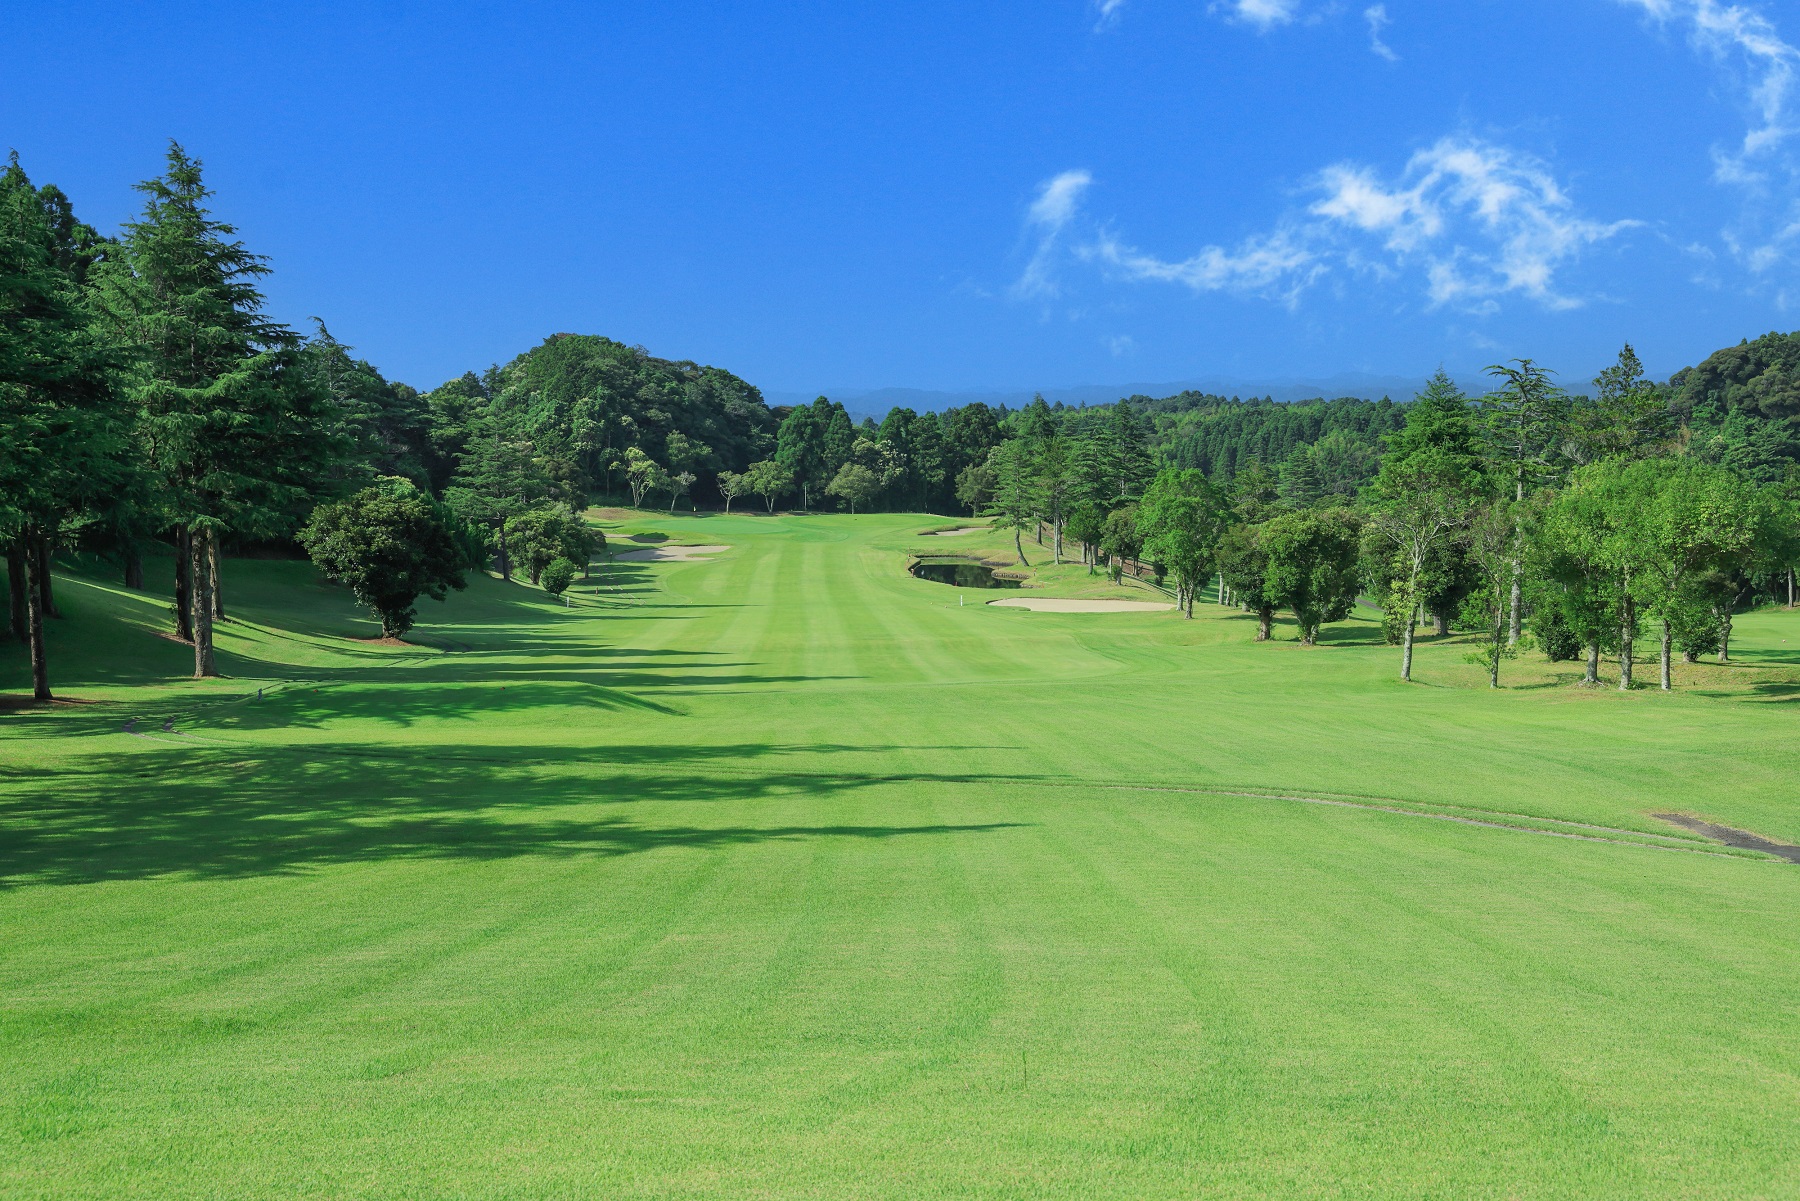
{"left": 909, "top": 557, "right": 1022, "bottom": 589}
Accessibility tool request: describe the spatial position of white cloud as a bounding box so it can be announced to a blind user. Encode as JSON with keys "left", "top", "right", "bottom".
{"left": 1028, "top": 169, "right": 1092, "bottom": 229}
{"left": 1618, "top": 0, "right": 1800, "bottom": 271}
{"left": 1010, "top": 137, "right": 1632, "bottom": 314}
{"left": 1620, "top": 0, "right": 1798, "bottom": 172}
{"left": 1084, "top": 226, "right": 1324, "bottom": 307}
{"left": 1364, "top": 4, "right": 1398, "bottom": 60}
{"left": 1215, "top": 0, "right": 1300, "bottom": 32}
{"left": 1013, "top": 170, "right": 1094, "bottom": 300}
{"left": 1310, "top": 138, "right": 1638, "bottom": 309}
{"left": 1093, "top": 0, "right": 1128, "bottom": 30}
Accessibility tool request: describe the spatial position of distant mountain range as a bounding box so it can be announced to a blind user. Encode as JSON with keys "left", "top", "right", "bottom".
{"left": 764, "top": 373, "right": 1473, "bottom": 422}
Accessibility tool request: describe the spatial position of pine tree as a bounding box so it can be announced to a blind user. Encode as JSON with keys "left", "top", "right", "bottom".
{"left": 1481, "top": 360, "right": 1570, "bottom": 647}
{"left": 96, "top": 142, "right": 330, "bottom": 677}
{"left": 1105, "top": 400, "right": 1155, "bottom": 502}
{"left": 983, "top": 440, "right": 1036, "bottom": 565}
{"left": 445, "top": 434, "right": 554, "bottom": 579}
{"left": 0, "top": 155, "right": 128, "bottom": 699}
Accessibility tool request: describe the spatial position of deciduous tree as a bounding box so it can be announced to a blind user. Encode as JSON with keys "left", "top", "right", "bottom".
{"left": 1137, "top": 468, "right": 1228, "bottom": 617}
{"left": 825, "top": 462, "right": 881, "bottom": 514}
{"left": 299, "top": 480, "right": 467, "bottom": 639}
{"left": 1261, "top": 508, "right": 1362, "bottom": 645}
{"left": 1363, "top": 449, "right": 1474, "bottom": 681}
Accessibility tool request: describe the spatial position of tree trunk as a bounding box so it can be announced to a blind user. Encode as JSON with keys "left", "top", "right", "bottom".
{"left": 497, "top": 522, "right": 512, "bottom": 581}
{"left": 1584, "top": 643, "right": 1599, "bottom": 686}
{"left": 1659, "top": 617, "right": 1672, "bottom": 691}
{"left": 6, "top": 544, "right": 26, "bottom": 642}
{"left": 1507, "top": 474, "right": 1523, "bottom": 648}
{"left": 1432, "top": 611, "right": 1449, "bottom": 637}
{"left": 209, "top": 536, "right": 224, "bottom": 620}
{"left": 1789, "top": 568, "right": 1795, "bottom": 609}
{"left": 35, "top": 537, "right": 60, "bottom": 619}
{"left": 1256, "top": 607, "right": 1273, "bottom": 642}
{"left": 191, "top": 528, "right": 218, "bottom": 678}
{"left": 1401, "top": 609, "right": 1416, "bottom": 681}
{"left": 1619, "top": 595, "right": 1634, "bottom": 691}
{"left": 1052, "top": 517, "right": 1062, "bottom": 564}
{"left": 1507, "top": 553, "right": 1521, "bottom": 648}
{"left": 1717, "top": 612, "right": 1733, "bottom": 664}
{"left": 124, "top": 544, "right": 144, "bottom": 591}
{"left": 174, "top": 526, "right": 194, "bottom": 642}
{"left": 1489, "top": 603, "right": 1504, "bottom": 689}
{"left": 24, "top": 536, "right": 51, "bottom": 701}
{"left": 1683, "top": 648, "right": 1698, "bottom": 665}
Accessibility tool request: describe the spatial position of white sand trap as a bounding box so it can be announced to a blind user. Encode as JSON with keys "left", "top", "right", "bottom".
{"left": 922, "top": 527, "right": 989, "bottom": 537}
{"left": 987, "top": 597, "right": 1175, "bottom": 613}
{"left": 614, "top": 544, "right": 730, "bottom": 562}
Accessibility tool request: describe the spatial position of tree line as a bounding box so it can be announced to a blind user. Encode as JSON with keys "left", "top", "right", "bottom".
{"left": 6, "top": 141, "right": 1798, "bottom": 700}
{"left": 1027, "top": 354, "right": 1798, "bottom": 690}
{"left": 0, "top": 145, "right": 627, "bottom": 699}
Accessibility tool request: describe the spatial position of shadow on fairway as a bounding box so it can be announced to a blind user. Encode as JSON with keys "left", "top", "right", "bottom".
{"left": 0, "top": 740, "right": 1037, "bottom": 887}
{"left": 1312, "top": 622, "right": 1388, "bottom": 647}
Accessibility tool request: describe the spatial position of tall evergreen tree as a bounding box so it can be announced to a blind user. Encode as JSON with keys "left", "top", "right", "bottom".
{"left": 1481, "top": 360, "right": 1569, "bottom": 647}
{"left": 775, "top": 397, "right": 852, "bottom": 510}
{"left": 1568, "top": 344, "right": 1674, "bottom": 465}
{"left": 1104, "top": 400, "right": 1155, "bottom": 502}
{"left": 0, "top": 155, "right": 128, "bottom": 699}
{"left": 96, "top": 142, "right": 329, "bottom": 677}
{"left": 944, "top": 402, "right": 1002, "bottom": 493}
{"left": 446, "top": 434, "right": 554, "bottom": 579}
{"left": 983, "top": 440, "right": 1036, "bottom": 565}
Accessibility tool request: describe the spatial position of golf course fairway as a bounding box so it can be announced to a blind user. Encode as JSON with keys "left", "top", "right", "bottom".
{"left": 4, "top": 509, "right": 1799, "bottom": 1199}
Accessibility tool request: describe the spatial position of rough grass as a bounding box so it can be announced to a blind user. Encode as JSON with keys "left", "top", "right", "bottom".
{"left": 3, "top": 510, "right": 1799, "bottom": 1199}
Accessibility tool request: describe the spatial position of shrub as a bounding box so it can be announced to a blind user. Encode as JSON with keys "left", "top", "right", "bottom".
{"left": 541, "top": 558, "right": 578, "bottom": 597}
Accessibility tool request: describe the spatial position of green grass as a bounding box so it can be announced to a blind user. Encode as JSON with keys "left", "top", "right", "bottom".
{"left": 4, "top": 510, "right": 1800, "bottom": 1199}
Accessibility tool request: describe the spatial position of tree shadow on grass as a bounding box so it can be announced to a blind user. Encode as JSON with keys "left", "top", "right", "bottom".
{"left": 1506, "top": 670, "right": 1594, "bottom": 691}
{"left": 1312, "top": 621, "right": 1388, "bottom": 647}
{"left": 0, "top": 740, "right": 1038, "bottom": 887}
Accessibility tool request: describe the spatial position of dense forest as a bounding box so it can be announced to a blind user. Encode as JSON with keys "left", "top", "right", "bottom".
{"left": 4, "top": 143, "right": 1799, "bottom": 701}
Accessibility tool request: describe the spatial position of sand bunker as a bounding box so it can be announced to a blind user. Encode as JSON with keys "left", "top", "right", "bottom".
{"left": 987, "top": 597, "right": 1175, "bottom": 613}
{"left": 922, "top": 527, "right": 990, "bottom": 537}
{"left": 614, "top": 544, "right": 730, "bottom": 562}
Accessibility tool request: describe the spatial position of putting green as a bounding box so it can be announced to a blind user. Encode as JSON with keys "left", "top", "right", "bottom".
{"left": 3, "top": 510, "right": 1799, "bottom": 1199}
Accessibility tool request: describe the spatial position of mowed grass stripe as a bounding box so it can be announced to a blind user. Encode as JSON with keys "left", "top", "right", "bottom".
{"left": 5, "top": 510, "right": 1800, "bottom": 1198}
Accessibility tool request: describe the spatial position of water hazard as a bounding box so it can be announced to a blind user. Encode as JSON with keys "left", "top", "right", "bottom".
{"left": 909, "top": 557, "right": 1021, "bottom": 589}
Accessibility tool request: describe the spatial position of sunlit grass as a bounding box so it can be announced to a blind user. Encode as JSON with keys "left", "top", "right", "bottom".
{"left": 3, "top": 511, "right": 1799, "bottom": 1198}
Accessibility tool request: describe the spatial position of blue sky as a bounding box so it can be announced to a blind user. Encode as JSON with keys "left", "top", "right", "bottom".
{"left": 5, "top": 1, "right": 1799, "bottom": 395}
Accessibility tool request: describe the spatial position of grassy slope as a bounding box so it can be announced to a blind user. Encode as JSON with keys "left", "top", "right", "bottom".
{"left": 3, "top": 511, "right": 1799, "bottom": 1199}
